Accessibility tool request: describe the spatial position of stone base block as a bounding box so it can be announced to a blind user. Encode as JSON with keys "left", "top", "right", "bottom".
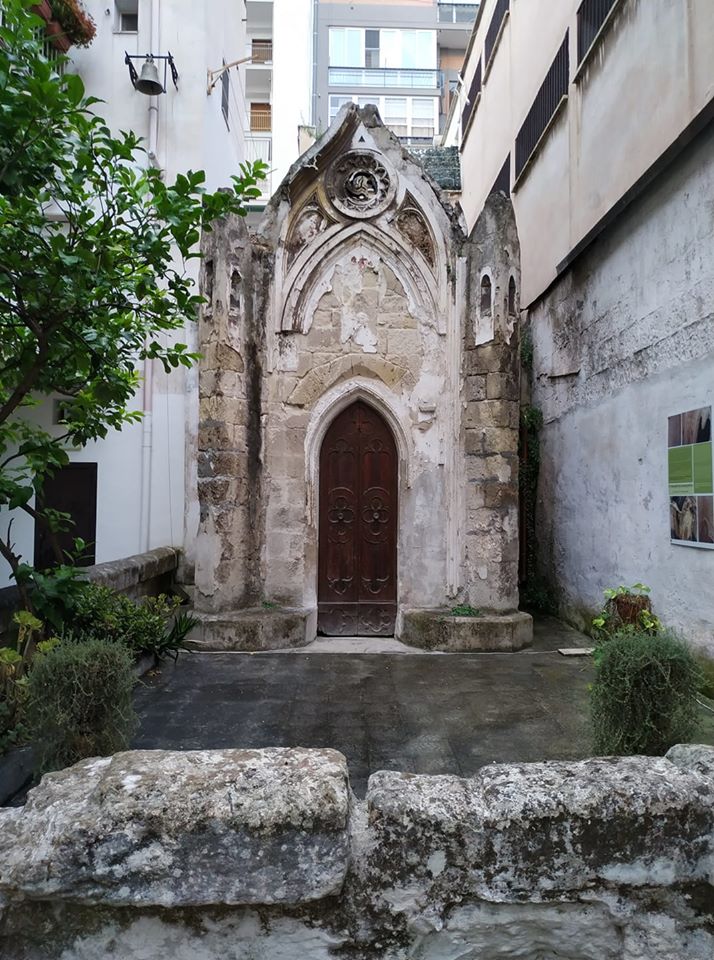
{"left": 186, "top": 607, "right": 316, "bottom": 651}
{"left": 398, "top": 609, "right": 533, "bottom": 652}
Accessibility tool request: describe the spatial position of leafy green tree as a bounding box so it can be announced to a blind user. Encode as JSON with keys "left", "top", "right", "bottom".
{"left": 0, "top": 1, "right": 265, "bottom": 604}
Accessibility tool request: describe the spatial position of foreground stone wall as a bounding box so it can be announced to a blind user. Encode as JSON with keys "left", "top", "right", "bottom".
{"left": 1, "top": 745, "right": 713, "bottom": 959}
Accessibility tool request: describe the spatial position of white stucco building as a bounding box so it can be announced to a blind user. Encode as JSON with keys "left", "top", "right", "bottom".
{"left": 1, "top": 0, "right": 252, "bottom": 587}
{"left": 445, "top": 0, "right": 714, "bottom": 646}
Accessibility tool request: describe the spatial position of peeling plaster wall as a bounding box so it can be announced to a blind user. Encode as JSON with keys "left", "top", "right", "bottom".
{"left": 528, "top": 122, "right": 714, "bottom": 649}
{"left": 1, "top": 745, "right": 714, "bottom": 959}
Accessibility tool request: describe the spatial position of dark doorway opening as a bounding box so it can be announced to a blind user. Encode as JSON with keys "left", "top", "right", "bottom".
{"left": 33, "top": 462, "right": 98, "bottom": 570}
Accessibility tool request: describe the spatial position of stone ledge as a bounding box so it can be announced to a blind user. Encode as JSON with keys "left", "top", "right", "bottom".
{"left": 83, "top": 546, "right": 179, "bottom": 594}
{"left": 0, "top": 748, "right": 350, "bottom": 908}
{"left": 187, "top": 607, "right": 316, "bottom": 651}
{"left": 365, "top": 755, "right": 714, "bottom": 900}
{"left": 398, "top": 608, "right": 533, "bottom": 651}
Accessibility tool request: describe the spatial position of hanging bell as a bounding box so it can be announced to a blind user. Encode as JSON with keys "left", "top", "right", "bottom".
{"left": 135, "top": 57, "right": 164, "bottom": 96}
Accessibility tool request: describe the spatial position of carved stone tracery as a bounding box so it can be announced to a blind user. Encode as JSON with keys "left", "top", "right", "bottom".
{"left": 326, "top": 151, "right": 395, "bottom": 219}
{"left": 395, "top": 196, "right": 435, "bottom": 266}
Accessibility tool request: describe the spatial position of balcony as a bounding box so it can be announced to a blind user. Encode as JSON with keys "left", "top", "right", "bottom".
{"left": 437, "top": 3, "right": 479, "bottom": 24}
{"left": 251, "top": 39, "right": 273, "bottom": 63}
{"left": 328, "top": 66, "right": 440, "bottom": 90}
{"left": 249, "top": 103, "right": 272, "bottom": 132}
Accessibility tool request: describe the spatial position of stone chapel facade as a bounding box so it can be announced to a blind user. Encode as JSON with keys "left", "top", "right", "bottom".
{"left": 191, "top": 106, "right": 531, "bottom": 650}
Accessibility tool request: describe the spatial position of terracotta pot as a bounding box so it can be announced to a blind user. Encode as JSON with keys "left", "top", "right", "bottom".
{"left": 44, "top": 19, "right": 72, "bottom": 53}
{"left": 612, "top": 593, "right": 651, "bottom": 626}
{"left": 31, "top": 1, "right": 53, "bottom": 22}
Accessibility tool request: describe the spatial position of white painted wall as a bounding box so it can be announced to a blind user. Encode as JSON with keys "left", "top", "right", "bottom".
{"left": 0, "top": 0, "right": 248, "bottom": 587}
{"left": 450, "top": 0, "right": 714, "bottom": 306}
{"left": 272, "top": 0, "right": 314, "bottom": 189}
{"left": 530, "top": 123, "right": 714, "bottom": 650}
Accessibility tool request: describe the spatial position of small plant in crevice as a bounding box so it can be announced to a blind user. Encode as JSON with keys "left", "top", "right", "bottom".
{"left": 449, "top": 604, "right": 481, "bottom": 618}
{"left": 590, "top": 628, "right": 702, "bottom": 756}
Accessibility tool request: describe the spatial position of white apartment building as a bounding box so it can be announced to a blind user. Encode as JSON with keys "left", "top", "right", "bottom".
{"left": 316, "top": 0, "right": 478, "bottom": 147}
{"left": 1, "top": 0, "right": 251, "bottom": 587}
{"left": 446, "top": 0, "right": 714, "bottom": 645}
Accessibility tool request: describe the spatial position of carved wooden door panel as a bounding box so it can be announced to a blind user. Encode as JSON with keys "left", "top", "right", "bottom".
{"left": 318, "top": 401, "right": 398, "bottom": 636}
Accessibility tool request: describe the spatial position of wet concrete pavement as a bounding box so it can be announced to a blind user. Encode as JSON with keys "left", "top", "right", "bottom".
{"left": 133, "top": 617, "right": 602, "bottom": 796}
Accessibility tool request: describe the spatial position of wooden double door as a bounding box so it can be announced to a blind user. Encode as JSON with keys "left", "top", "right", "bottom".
{"left": 318, "top": 401, "right": 398, "bottom": 636}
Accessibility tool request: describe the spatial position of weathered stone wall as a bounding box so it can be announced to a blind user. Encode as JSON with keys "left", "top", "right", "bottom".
{"left": 192, "top": 105, "right": 527, "bottom": 641}
{"left": 527, "top": 121, "right": 714, "bottom": 648}
{"left": 462, "top": 193, "right": 521, "bottom": 611}
{"left": 1, "top": 745, "right": 713, "bottom": 959}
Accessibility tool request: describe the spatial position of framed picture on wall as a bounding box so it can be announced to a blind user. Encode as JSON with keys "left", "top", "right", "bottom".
{"left": 668, "top": 406, "right": 713, "bottom": 549}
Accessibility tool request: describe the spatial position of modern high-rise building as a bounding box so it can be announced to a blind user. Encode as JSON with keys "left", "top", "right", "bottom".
{"left": 314, "top": 0, "right": 479, "bottom": 147}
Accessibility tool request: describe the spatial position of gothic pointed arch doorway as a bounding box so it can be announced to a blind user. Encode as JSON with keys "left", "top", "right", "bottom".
{"left": 318, "top": 400, "right": 398, "bottom": 636}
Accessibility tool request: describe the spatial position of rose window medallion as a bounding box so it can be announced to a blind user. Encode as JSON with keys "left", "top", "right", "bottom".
{"left": 326, "top": 151, "right": 396, "bottom": 219}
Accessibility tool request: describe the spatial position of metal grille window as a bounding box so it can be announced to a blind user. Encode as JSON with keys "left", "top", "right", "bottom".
{"left": 460, "top": 58, "right": 481, "bottom": 135}
{"left": 484, "top": 0, "right": 509, "bottom": 70}
{"left": 251, "top": 39, "right": 273, "bottom": 63}
{"left": 577, "top": 0, "right": 618, "bottom": 63}
{"left": 515, "top": 33, "right": 569, "bottom": 179}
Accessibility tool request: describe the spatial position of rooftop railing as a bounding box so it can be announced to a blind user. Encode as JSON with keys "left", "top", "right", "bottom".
{"left": 328, "top": 66, "right": 440, "bottom": 89}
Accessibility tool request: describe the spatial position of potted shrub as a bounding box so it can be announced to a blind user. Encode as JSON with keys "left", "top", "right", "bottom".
{"left": 50, "top": 0, "right": 96, "bottom": 47}
{"left": 33, "top": 1, "right": 96, "bottom": 51}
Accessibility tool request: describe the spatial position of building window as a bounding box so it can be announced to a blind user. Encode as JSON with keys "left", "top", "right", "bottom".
{"left": 251, "top": 38, "right": 273, "bottom": 63}
{"left": 365, "top": 29, "right": 380, "bottom": 68}
{"left": 115, "top": 0, "right": 138, "bottom": 33}
{"left": 328, "top": 27, "right": 436, "bottom": 70}
{"left": 577, "top": 0, "right": 619, "bottom": 64}
{"left": 329, "top": 95, "right": 353, "bottom": 122}
{"left": 384, "top": 97, "right": 408, "bottom": 137}
{"left": 515, "top": 33, "right": 569, "bottom": 180}
{"left": 484, "top": 0, "right": 509, "bottom": 72}
{"left": 221, "top": 63, "right": 230, "bottom": 129}
{"left": 480, "top": 275, "right": 492, "bottom": 316}
{"left": 250, "top": 102, "right": 271, "bottom": 132}
{"left": 460, "top": 58, "right": 481, "bottom": 135}
{"left": 508, "top": 276, "right": 517, "bottom": 316}
{"left": 411, "top": 97, "right": 435, "bottom": 140}
{"left": 328, "top": 95, "right": 438, "bottom": 143}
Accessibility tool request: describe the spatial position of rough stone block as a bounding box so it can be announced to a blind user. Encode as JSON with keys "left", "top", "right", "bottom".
{"left": 187, "top": 606, "right": 316, "bottom": 651}
{"left": 465, "top": 425, "right": 518, "bottom": 456}
{"left": 0, "top": 748, "right": 351, "bottom": 908}
{"left": 399, "top": 609, "right": 532, "bottom": 651}
{"left": 464, "top": 374, "right": 487, "bottom": 401}
{"left": 464, "top": 399, "right": 519, "bottom": 429}
{"left": 486, "top": 370, "right": 519, "bottom": 401}
{"left": 365, "top": 755, "right": 714, "bottom": 900}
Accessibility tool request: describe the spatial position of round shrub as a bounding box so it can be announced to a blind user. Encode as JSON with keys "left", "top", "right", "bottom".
{"left": 591, "top": 628, "right": 702, "bottom": 756}
{"left": 27, "top": 637, "right": 137, "bottom": 774}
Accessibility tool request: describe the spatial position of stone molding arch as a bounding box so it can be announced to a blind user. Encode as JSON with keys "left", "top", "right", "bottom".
{"left": 277, "top": 223, "right": 444, "bottom": 335}
{"left": 305, "top": 377, "right": 414, "bottom": 525}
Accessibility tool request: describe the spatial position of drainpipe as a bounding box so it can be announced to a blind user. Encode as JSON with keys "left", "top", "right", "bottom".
{"left": 139, "top": 0, "right": 160, "bottom": 552}
{"left": 311, "top": 0, "right": 318, "bottom": 127}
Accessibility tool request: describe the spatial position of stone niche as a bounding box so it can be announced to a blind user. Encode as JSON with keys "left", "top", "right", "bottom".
{"left": 190, "top": 104, "right": 530, "bottom": 649}
{"left": 1, "top": 744, "right": 713, "bottom": 958}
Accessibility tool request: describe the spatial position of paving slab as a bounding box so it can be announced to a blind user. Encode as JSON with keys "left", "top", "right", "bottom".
{"left": 133, "top": 617, "right": 598, "bottom": 797}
